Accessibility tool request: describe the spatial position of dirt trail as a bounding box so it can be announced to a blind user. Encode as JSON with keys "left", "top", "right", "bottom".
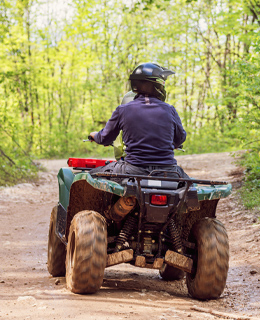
{"left": 0, "top": 152, "right": 260, "bottom": 320}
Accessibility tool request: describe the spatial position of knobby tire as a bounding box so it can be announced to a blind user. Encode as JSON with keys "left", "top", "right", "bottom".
{"left": 186, "top": 218, "right": 229, "bottom": 300}
{"left": 66, "top": 210, "right": 107, "bottom": 294}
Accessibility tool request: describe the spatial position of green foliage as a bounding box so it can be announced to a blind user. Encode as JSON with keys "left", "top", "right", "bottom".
{"left": 0, "top": 156, "right": 38, "bottom": 187}
{"left": 0, "top": 0, "right": 260, "bottom": 208}
{"left": 0, "top": 132, "right": 39, "bottom": 186}
{"left": 185, "top": 122, "right": 242, "bottom": 154}
{"left": 239, "top": 184, "right": 260, "bottom": 210}
{"left": 241, "top": 150, "right": 260, "bottom": 181}
{"left": 239, "top": 150, "right": 260, "bottom": 209}
{"left": 232, "top": 32, "right": 260, "bottom": 209}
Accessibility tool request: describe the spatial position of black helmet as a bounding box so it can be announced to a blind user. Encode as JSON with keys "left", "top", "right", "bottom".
{"left": 129, "top": 63, "right": 175, "bottom": 101}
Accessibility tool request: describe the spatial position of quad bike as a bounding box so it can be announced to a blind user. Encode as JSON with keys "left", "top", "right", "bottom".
{"left": 47, "top": 156, "right": 231, "bottom": 300}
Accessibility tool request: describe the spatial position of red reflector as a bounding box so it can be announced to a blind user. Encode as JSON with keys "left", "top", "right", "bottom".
{"left": 67, "top": 158, "right": 116, "bottom": 168}
{"left": 150, "top": 195, "right": 168, "bottom": 206}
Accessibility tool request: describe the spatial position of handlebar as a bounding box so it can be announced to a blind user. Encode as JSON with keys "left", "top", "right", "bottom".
{"left": 83, "top": 135, "right": 113, "bottom": 147}
{"left": 176, "top": 144, "right": 185, "bottom": 152}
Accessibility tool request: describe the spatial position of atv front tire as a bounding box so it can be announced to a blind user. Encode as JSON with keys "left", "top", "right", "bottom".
{"left": 186, "top": 218, "right": 229, "bottom": 300}
{"left": 66, "top": 210, "right": 107, "bottom": 294}
{"left": 160, "top": 264, "right": 184, "bottom": 281}
{"left": 47, "top": 205, "right": 66, "bottom": 276}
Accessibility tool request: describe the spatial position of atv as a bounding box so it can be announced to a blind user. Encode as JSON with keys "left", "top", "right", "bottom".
{"left": 47, "top": 157, "right": 231, "bottom": 300}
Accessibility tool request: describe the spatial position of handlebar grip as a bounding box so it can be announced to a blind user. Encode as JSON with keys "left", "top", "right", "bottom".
{"left": 88, "top": 135, "right": 94, "bottom": 141}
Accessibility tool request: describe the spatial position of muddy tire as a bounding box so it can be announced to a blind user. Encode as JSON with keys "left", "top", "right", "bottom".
{"left": 47, "top": 205, "right": 66, "bottom": 276}
{"left": 160, "top": 264, "right": 184, "bottom": 281}
{"left": 66, "top": 210, "right": 107, "bottom": 294}
{"left": 186, "top": 218, "right": 229, "bottom": 300}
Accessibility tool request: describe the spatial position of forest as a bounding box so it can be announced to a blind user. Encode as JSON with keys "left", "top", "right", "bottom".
{"left": 0, "top": 0, "right": 260, "bottom": 207}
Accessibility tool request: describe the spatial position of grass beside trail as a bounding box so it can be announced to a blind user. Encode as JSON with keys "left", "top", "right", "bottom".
{"left": 238, "top": 150, "right": 260, "bottom": 212}
{"left": 239, "top": 180, "right": 260, "bottom": 210}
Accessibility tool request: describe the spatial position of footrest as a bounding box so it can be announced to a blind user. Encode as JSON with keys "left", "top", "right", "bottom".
{"left": 106, "top": 249, "right": 133, "bottom": 267}
{"left": 164, "top": 250, "right": 193, "bottom": 273}
{"left": 135, "top": 256, "right": 164, "bottom": 269}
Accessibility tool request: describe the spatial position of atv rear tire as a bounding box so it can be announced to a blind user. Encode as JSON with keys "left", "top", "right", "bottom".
{"left": 66, "top": 210, "right": 107, "bottom": 294}
{"left": 160, "top": 264, "right": 184, "bottom": 281}
{"left": 47, "top": 205, "right": 66, "bottom": 276}
{"left": 186, "top": 218, "right": 229, "bottom": 300}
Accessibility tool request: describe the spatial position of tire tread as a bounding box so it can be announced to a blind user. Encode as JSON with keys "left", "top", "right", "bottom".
{"left": 186, "top": 218, "right": 229, "bottom": 300}
{"left": 66, "top": 210, "right": 107, "bottom": 294}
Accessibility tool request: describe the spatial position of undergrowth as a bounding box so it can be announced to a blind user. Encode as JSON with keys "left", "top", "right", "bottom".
{"left": 0, "top": 152, "right": 39, "bottom": 187}
{"left": 238, "top": 149, "right": 260, "bottom": 210}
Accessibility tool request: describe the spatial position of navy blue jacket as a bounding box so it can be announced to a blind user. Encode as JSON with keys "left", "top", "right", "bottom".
{"left": 94, "top": 94, "right": 186, "bottom": 166}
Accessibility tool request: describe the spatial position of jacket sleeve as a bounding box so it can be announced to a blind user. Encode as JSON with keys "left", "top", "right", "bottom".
{"left": 94, "top": 107, "right": 121, "bottom": 146}
{"left": 172, "top": 107, "right": 186, "bottom": 148}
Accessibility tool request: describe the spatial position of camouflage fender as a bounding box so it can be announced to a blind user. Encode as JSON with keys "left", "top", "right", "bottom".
{"left": 57, "top": 168, "right": 75, "bottom": 210}
{"left": 196, "top": 183, "right": 232, "bottom": 201}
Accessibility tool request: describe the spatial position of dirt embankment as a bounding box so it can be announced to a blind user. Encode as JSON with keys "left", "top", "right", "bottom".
{"left": 0, "top": 152, "right": 259, "bottom": 320}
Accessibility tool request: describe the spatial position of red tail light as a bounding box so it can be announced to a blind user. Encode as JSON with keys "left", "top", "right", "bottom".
{"left": 67, "top": 158, "right": 115, "bottom": 168}
{"left": 150, "top": 194, "right": 168, "bottom": 206}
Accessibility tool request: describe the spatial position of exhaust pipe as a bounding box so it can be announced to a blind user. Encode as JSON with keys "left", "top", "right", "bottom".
{"left": 107, "top": 196, "right": 136, "bottom": 221}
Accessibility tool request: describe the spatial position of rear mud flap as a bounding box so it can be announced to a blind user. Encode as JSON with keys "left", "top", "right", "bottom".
{"left": 55, "top": 203, "right": 67, "bottom": 245}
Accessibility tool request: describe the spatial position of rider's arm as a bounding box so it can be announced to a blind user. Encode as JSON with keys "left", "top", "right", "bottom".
{"left": 93, "top": 107, "right": 121, "bottom": 146}
{"left": 172, "top": 107, "right": 186, "bottom": 149}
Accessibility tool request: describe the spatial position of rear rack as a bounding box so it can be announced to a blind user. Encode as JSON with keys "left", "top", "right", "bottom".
{"left": 92, "top": 172, "right": 228, "bottom": 186}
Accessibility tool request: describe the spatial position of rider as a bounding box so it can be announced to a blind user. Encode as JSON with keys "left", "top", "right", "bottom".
{"left": 89, "top": 62, "right": 188, "bottom": 178}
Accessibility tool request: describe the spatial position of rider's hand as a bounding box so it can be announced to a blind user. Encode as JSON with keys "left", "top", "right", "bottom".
{"left": 89, "top": 132, "right": 98, "bottom": 141}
